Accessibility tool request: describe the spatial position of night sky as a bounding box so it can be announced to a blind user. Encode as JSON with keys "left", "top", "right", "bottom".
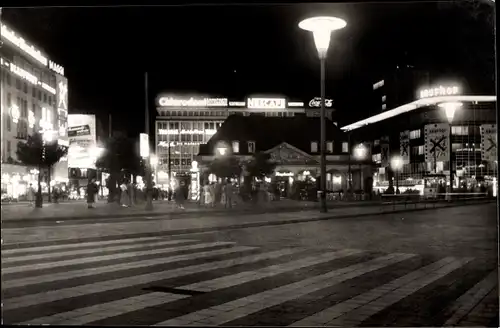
{"left": 3, "top": 2, "right": 495, "bottom": 137}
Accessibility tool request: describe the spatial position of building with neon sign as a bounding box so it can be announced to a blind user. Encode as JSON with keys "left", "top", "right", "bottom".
{"left": 154, "top": 94, "right": 337, "bottom": 185}
{"left": 1, "top": 22, "right": 69, "bottom": 200}
{"left": 342, "top": 81, "right": 497, "bottom": 195}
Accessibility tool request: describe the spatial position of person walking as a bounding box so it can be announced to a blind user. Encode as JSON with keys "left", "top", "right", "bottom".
{"left": 27, "top": 183, "right": 35, "bottom": 206}
{"left": 224, "top": 179, "right": 234, "bottom": 209}
{"left": 120, "top": 180, "right": 129, "bottom": 207}
{"left": 87, "top": 179, "right": 98, "bottom": 209}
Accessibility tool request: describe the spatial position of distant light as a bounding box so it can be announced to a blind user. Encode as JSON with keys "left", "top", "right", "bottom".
{"left": 11, "top": 105, "right": 20, "bottom": 123}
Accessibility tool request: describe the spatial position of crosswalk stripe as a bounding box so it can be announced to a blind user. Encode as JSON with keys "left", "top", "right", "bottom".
{"left": 20, "top": 292, "right": 189, "bottom": 325}
{"left": 2, "top": 236, "right": 164, "bottom": 255}
{"left": 2, "top": 245, "right": 299, "bottom": 290}
{"left": 154, "top": 252, "right": 416, "bottom": 326}
{"left": 443, "top": 270, "right": 498, "bottom": 326}
{"left": 291, "top": 256, "right": 474, "bottom": 326}
{"left": 182, "top": 249, "right": 364, "bottom": 292}
{"left": 2, "top": 241, "right": 235, "bottom": 274}
{"left": 3, "top": 247, "right": 312, "bottom": 310}
{"left": 2, "top": 239, "right": 198, "bottom": 264}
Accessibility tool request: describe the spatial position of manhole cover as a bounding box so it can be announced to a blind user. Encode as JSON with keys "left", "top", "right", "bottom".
{"left": 143, "top": 286, "right": 206, "bottom": 296}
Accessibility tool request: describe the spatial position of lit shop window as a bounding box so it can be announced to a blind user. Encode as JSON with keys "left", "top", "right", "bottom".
{"left": 248, "top": 141, "right": 255, "bottom": 153}
{"left": 327, "top": 142, "right": 333, "bottom": 153}
{"left": 311, "top": 142, "right": 318, "bottom": 153}
{"left": 232, "top": 141, "right": 240, "bottom": 153}
{"left": 452, "top": 126, "right": 469, "bottom": 136}
{"left": 342, "top": 142, "right": 349, "bottom": 153}
{"left": 410, "top": 129, "right": 421, "bottom": 139}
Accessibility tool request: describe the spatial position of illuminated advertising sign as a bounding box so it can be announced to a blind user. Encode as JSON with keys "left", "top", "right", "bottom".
{"left": 229, "top": 101, "right": 246, "bottom": 107}
{"left": 419, "top": 85, "right": 460, "bottom": 99}
{"left": 140, "top": 133, "right": 150, "bottom": 158}
{"left": 56, "top": 75, "right": 68, "bottom": 111}
{"left": 68, "top": 114, "right": 97, "bottom": 169}
{"left": 288, "top": 102, "right": 304, "bottom": 107}
{"left": 158, "top": 97, "right": 228, "bottom": 107}
{"left": 1, "top": 24, "right": 65, "bottom": 76}
{"left": 247, "top": 98, "right": 286, "bottom": 109}
{"left": 309, "top": 97, "right": 333, "bottom": 108}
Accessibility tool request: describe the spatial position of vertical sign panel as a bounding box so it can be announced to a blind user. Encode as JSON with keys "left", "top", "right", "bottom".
{"left": 424, "top": 123, "right": 450, "bottom": 164}
{"left": 399, "top": 130, "right": 410, "bottom": 164}
{"left": 481, "top": 124, "right": 497, "bottom": 162}
{"left": 140, "top": 133, "right": 149, "bottom": 158}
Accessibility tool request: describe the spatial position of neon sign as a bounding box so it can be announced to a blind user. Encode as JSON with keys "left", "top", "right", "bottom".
{"left": 49, "top": 61, "right": 64, "bottom": 76}
{"left": 288, "top": 102, "right": 304, "bottom": 107}
{"left": 419, "top": 85, "right": 460, "bottom": 99}
{"left": 309, "top": 97, "right": 333, "bottom": 108}
{"left": 158, "top": 97, "right": 228, "bottom": 107}
{"left": 275, "top": 172, "right": 294, "bottom": 177}
{"left": 10, "top": 63, "right": 38, "bottom": 85}
{"left": 247, "top": 98, "right": 286, "bottom": 109}
{"left": 229, "top": 101, "right": 246, "bottom": 107}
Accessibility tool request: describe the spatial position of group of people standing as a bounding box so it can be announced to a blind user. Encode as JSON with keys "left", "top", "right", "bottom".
{"left": 201, "top": 180, "right": 235, "bottom": 208}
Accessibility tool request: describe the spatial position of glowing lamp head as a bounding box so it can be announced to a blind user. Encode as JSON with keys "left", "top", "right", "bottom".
{"left": 43, "top": 130, "right": 53, "bottom": 142}
{"left": 438, "top": 102, "right": 463, "bottom": 124}
{"left": 299, "top": 16, "right": 347, "bottom": 59}
{"left": 217, "top": 147, "right": 227, "bottom": 156}
{"left": 391, "top": 156, "right": 403, "bottom": 171}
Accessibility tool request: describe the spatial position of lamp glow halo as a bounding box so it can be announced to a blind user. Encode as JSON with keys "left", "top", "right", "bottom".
{"left": 298, "top": 16, "right": 347, "bottom": 32}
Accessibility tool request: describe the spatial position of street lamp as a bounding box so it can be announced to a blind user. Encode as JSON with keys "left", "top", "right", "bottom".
{"left": 299, "top": 16, "right": 347, "bottom": 213}
{"left": 151, "top": 154, "right": 158, "bottom": 188}
{"left": 35, "top": 129, "right": 55, "bottom": 207}
{"left": 354, "top": 144, "right": 367, "bottom": 194}
{"left": 438, "top": 101, "right": 462, "bottom": 198}
{"left": 391, "top": 156, "right": 403, "bottom": 194}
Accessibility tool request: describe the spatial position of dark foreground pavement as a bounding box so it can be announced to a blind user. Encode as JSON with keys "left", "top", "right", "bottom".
{"left": 1, "top": 203, "right": 498, "bottom": 326}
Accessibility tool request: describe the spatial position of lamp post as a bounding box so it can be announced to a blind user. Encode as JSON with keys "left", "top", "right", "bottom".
{"left": 438, "top": 101, "right": 462, "bottom": 200}
{"left": 391, "top": 156, "right": 403, "bottom": 194}
{"left": 144, "top": 72, "right": 153, "bottom": 210}
{"left": 151, "top": 155, "right": 158, "bottom": 189}
{"left": 354, "top": 144, "right": 367, "bottom": 195}
{"left": 299, "top": 16, "right": 347, "bottom": 213}
{"left": 35, "top": 129, "right": 55, "bottom": 207}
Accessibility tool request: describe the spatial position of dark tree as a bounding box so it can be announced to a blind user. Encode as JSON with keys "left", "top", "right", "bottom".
{"left": 209, "top": 156, "right": 242, "bottom": 179}
{"left": 245, "top": 152, "right": 276, "bottom": 180}
{"left": 16, "top": 132, "right": 68, "bottom": 207}
{"left": 96, "top": 136, "right": 143, "bottom": 202}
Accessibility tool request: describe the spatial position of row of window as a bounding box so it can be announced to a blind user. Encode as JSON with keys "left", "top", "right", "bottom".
{"left": 157, "top": 121, "right": 223, "bottom": 131}
{"left": 371, "top": 126, "right": 481, "bottom": 146}
{"left": 2, "top": 71, "right": 55, "bottom": 105}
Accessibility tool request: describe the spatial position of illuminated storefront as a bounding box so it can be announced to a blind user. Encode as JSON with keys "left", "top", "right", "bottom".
{"left": 342, "top": 81, "right": 497, "bottom": 194}
{"left": 1, "top": 22, "right": 68, "bottom": 200}
{"left": 155, "top": 94, "right": 336, "bottom": 182}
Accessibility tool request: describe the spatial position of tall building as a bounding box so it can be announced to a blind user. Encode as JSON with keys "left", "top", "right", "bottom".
{"left": 1, "top": 21, "right": 68, "bottom": 200}
{"left": 372, "top": 66, "right": 431, "bottom": 112}
{"left": 154, "top": 94, "right": 335, "bottom": 186}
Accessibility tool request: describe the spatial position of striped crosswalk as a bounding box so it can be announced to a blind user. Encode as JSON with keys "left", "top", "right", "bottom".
{"left": 2, "top": 235, "right": 498, "bottom": 326}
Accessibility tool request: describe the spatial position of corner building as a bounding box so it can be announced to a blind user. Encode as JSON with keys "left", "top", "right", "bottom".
{"left": 154, "top": 94, "right": 335, "bottom": 187}
{"left": 1, "top": 22, "right": 68, "bottom": 200}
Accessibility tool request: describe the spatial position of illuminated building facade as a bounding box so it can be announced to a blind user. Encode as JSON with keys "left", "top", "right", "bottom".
{"left": 342, "top": 82, "right": 497, "bottom": 194}
{"left": 1, "top": 22, "right": 68, "bottom": 200}
{"left": 155, "top": 94, "right": 336, "bottom": 185}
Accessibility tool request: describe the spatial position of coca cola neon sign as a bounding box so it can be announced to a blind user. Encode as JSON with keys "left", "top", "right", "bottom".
{"left": 309, "top": 97, "right": 333, "bottom": 108}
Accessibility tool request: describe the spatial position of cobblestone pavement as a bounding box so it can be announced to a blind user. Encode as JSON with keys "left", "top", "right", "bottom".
{"left": 1, "top": 203, "right": 498, "bottom": 326}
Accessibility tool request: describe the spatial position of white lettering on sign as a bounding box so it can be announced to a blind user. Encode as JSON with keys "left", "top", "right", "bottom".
{"left": 229, "top": 101, "right": 246, "bottom": 107}
{"left": 309, "top": 97, "right": 333, "bottom": 108}
{"left": 158, "top": 129, "right": 179, "bottom": 135}
{"left": 247, "top": 98, "right": 286, "bottom": 109}
{"left": 275, "top": 172, "right": 294, "bottom": 177}
{"left": 158, "top": 97, "right": 228, "bottom": 107}
{"left": 49, "top": 60, "right": 65, "bottom": 76}
{"left": 10, "top": 63, "right": 38, "bottom": 85}
{"left": 419, "top": 85, "right": 460, "bottom": 99}
{"left": 288, "top": 102, "right": 305, "bottom": 107}
{"left": 1, "top": 24, "right": 48, "bottom": 66}
{"left": 41, "top": 82, "right": 56, "bottom": 95}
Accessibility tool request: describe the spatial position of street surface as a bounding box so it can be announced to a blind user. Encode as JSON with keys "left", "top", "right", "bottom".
{"left": 1, "top": 202, "right": 498, "bottom": 326}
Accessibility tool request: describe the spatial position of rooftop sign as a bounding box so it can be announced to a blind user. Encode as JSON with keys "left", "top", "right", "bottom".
{"left": 1, "top": 24, "right": 65, "bottom": 76}
{"left": 419, "top": 85, "right": 460, "bottom": 99}
{"left": 309, "top": 97, "right": 333, "bottom": 108}
{"left": 247, "top": 98, "right": 286, "bottom": 109}
{"left": 158, "top": 97, "right": 228, "bottom": 107}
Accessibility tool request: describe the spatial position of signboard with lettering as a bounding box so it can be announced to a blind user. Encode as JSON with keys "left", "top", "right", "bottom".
{"left": 158, "top": 97, "right": 228, "bottom": 107}
{"left": 399, "top": 130, "right": 410, "bottom": 164}
{"left": 481, "top": 124, "right": 497, "bottom": 162}
{"left": 418, "top": 85, "right": 460, "bottom": 99}
{"left": 424, "top": 123, "right": 450, "bottom": 163}
{"left": 309, "top": 97, "right": 333, "bottom": 108}
{"left": 68, "top": 114, "right": 97, "bottom": 169}
{"left": 247, "top": 98, "right": 286, "bottom": 109}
